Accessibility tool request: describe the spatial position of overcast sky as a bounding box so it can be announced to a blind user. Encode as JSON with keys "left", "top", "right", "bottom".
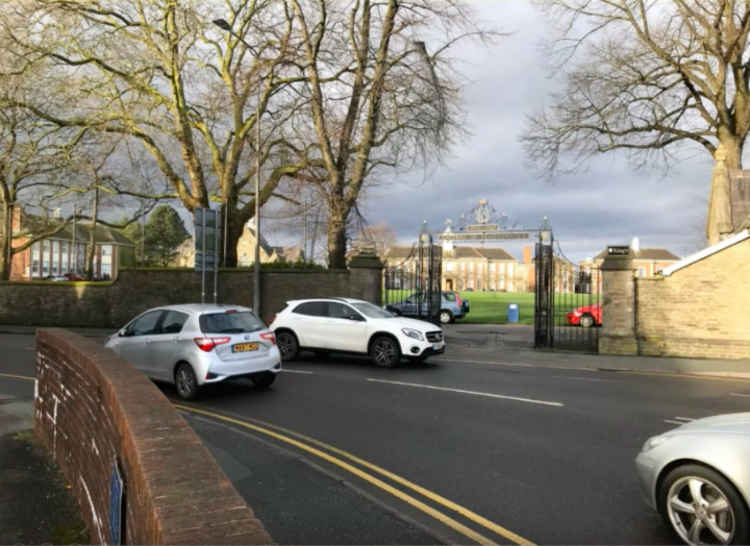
{"left": 358, "top": 2, "right": 714, "bottom": 264}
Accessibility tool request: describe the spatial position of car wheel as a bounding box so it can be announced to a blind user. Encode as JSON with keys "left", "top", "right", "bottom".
{"left": 580, "top": 314, "right": 594, "bottom": 328}
{"left": 439, "top": 310, "right": 453, "bottom": 324}
{"left": 658, "top": 464, "right": 750, "bottom": 545}
{"left": 251, "top": 371, "right": 276, "bottom": 389}
{"left": 370, "top": 335, "right": 401, "bottom": 368}
{"left": 174, "top": 362, "right": 199, "bottom": 400}
{"left": 276, "top": 330, "right": 299, "bottom": 361}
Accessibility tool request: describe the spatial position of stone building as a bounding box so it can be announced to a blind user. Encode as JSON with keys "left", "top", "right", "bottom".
{"left": 578, "top": 238, "right": 681, "bottom": 292}
{"left": 384, "top": 244, "right": 531, "bottom": 292}
{"left": 173, "top": 219, "right": 303, "bottom": 267}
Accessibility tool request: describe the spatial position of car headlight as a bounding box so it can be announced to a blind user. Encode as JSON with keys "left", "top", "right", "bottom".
{"left": 641, "top": 434, "right": 671, "bottom": 453}
{"left": 401, "top": 328, "right": 424, "bottom": 341}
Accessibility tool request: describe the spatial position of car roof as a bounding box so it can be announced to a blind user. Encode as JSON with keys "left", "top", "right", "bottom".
{"left": 149, "top": 303, "right": 253, "bottom": 315}
{"left": 285, "top": 297, "right": 367, "bottom": 305}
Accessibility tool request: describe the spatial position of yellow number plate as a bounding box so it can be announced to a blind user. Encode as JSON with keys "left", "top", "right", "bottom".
{"left": 232, "top": 342, "right": 259, "bottom": 353}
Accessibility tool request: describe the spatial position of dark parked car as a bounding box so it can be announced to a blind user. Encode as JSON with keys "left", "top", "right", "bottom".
{"left": 386, "top": 291, "right": 469, "bottom": 324}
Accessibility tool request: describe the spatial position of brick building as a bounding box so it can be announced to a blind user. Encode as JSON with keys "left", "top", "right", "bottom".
{"left": 8, "top": 208, "right": 134, "bottom": 281}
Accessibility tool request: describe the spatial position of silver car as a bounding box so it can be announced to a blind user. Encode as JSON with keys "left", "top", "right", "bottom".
{"left": 105, "top": 304, "right": 281, "bottom": 399}
{"left": 635, "top": 413, "right": 750, "bottom": 545}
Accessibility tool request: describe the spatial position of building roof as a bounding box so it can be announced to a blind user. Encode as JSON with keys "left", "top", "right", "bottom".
{"left": 475, "top": 247, "right": 515, "bottom": 261}
{"left": 20, "top": 213, "right": 134, "bottom": 246}
{"left": 594, "top": 247, "right": 680, "bottom": 261}
{"left": 384, "top": 246, "right": 416, "bottom": 260}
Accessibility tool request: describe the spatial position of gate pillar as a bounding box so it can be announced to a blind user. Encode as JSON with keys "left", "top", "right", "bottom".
{"left": 599, "top": 247, "right": 638, "bottom": 355}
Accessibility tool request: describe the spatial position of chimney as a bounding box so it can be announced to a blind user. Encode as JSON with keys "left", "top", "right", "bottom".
{"left": 11, "top": 206, "right": 22, "bottom": 232}
{"left": 630, "top": 236, "right": 640, "bottom": 253}
{"left": 522, "top": 245, "right": 532, "bottom": 264}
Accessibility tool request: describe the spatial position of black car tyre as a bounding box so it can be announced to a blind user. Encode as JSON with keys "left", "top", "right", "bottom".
{"left": 439, "top": 309, "right": 453, "bottom": 324}
{"left": 658, "top": 463, "right": 750, "bottom": 545}
{"left": 370, "top": 335, "right": 401, "bottom": 368}
{"left": 580, "top": 314, "right": 595, "bottom": 328}
{"left": 174, "top": 362, "right": 199, "bottom": 400}
{"left": 276, "top": 330, "right": 299, "bottom": 361}
{"left": 251, "top": 371, "right": 276, "bottom": 389}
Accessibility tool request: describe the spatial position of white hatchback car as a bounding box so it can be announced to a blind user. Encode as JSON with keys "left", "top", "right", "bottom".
{"left": 105, "top": 304, "right": 281, "bottom": 399}
{"left": 269, "top": 298, "right": 445, "bottom": 367}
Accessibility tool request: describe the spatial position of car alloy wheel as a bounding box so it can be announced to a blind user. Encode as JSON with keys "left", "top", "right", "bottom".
{"left": 370, "top": 336, "right": 400, "bottom": 368}
{"left": 276, "top": 331, "right": 298, "bottom": 361}
{"left": 439, "top": 310, "right": 452, "bottom": 324}
{"left": 175, "top": 363, "right": 199, "bottom": 400}
{"left": 580, "top": 315, "right": 594, "bottom": 328}
{"left": 660, "top": 464, "right": 750, "bottom": 545}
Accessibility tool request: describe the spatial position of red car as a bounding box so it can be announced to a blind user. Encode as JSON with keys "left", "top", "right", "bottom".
{"left": 566, "top": 303, "right": 601, "bottom": 328}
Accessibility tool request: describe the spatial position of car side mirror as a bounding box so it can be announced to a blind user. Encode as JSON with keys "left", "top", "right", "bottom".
{"left": 118, "top": 329, "right": 129, "bottom": 337}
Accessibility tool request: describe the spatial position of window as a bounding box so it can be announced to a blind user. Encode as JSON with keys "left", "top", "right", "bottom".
{"left": 293, "top": 301, "right": 328, "bottom": 316}
{"left": 51, "top": 240, "right": 60, "bottom": 275}
{"left": 31, "top": 242, "right": 40, "bottom": 277}
{"left": 41, "top": 240, "right": 50, "bottom": 276}
{"left": 442, "top": 292, "right": 456, "bottom": 302}
{"left": 60, "top": 241, "right": 69, "bottom": 274}
{"left": 100, "top": 245, "right": 112, "bottom": 278}
{"left": 126, "top": 311, "right": 163, "bottom": 336}
{"left": 637, "top": 267, "right": 646, "bottom": 278}
{"left": 160, "top": 311, "right": 190, "bottom": 334}
{"left": 327, "top": 302, "right": 363, "bottom": 321}
{"left": 200, "top": 311, "right": 264, "bottom": 333}
{"left": 469, "top": 262, "right": 474, "bottom": 272}
{"left": 446, "top": 262, "right": 454, "bottom": 272}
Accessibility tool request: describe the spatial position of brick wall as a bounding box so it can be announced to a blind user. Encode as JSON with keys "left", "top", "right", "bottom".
{"left": 34, "top": 328, "right": 272, "bottom": 545}
{"left": 600, "top": 237, "right": 750, "bottom": 359}
{"left": 0, "top": 258, "right": 382, "bottom": 328}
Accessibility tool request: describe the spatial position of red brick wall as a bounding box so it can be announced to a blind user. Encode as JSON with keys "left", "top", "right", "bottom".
{"left": 34, "top": 329, "right": 272, "bottom": 544}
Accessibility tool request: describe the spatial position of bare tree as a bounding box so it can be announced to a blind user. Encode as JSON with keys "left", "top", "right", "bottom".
{"left": 523, "top": 0, "right": 750, "bottom": 245}
{"left": 356, "top": 222, "right": 397, "bottom": 258}
{"left": 288, "top": 0, "right": 491, "bottom": 267}
{"left": 9, "top": 0, "right": 312, "bottom": 266}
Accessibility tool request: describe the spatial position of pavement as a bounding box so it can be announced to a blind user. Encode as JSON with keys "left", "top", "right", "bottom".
{"left": 0, "top": 395, "right": 88, "bottom": 544}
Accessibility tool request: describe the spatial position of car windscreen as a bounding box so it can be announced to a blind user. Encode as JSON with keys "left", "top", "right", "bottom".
{"left": 351, "top": 302, "right": 393, "bottom": 319}
{"left": 199, "top": 311, "right": 266, "bottom": 334}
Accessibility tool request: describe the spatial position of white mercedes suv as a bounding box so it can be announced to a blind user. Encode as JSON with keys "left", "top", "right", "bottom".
{"left": 269, "top": 298, "right": 445, "bottom": 367}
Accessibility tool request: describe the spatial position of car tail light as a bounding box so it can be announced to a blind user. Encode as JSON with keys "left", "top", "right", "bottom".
{"left": 260, "top": 331, "right": 276, "bottom": 345}
{"left": 193, "top": 337, "right": 231, "bottom": 352}
{"left": 456, "top": 293, "right": 462, "bottom": 307}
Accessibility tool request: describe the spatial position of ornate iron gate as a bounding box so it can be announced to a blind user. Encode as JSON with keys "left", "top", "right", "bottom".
{"left": 382, "top": 224, "right": 442, "bottom": 324}
{"left": 534, "top": 229, "right": 600, "bottom": 352}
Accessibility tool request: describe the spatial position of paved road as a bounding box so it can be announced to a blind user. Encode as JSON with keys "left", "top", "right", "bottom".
{"left": 3, "top": 331, "right": 750, "bottom": 544}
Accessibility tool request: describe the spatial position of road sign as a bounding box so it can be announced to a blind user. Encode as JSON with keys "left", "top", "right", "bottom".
{"left": 109, "top": 461, "right": 123, "bottom": 545}
{"left": 194, "top": 208, "right": 220, "bottom": 272}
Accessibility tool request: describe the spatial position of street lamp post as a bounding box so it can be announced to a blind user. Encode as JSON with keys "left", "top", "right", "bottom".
{"left": 213, "top": 18, "right": 263, "bottom": 315}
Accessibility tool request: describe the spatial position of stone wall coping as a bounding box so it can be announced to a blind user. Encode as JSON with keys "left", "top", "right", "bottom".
{"left": 661, "top": 229, "right": 749, "bottom": 276}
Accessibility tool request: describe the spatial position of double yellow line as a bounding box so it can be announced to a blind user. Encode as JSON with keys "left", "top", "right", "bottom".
{"left": 175, "top": 403, "right": 534, "bottom": 546}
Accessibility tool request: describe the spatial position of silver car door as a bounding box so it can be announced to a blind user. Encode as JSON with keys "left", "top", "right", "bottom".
{"left": 147, "top": 310, "right": 190, "bottom": 380}
{"left": 116, "top": 310, "right": 165, "bottom": 375}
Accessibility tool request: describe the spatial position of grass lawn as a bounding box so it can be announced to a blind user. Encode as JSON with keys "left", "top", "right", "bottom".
{"left": 456, "top": 291, "right": 536, "bottom": 325}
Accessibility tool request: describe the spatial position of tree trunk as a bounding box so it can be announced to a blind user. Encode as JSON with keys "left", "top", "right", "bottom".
{"left": 327, "top": 214, "right": 348, "bottom": 269}
{"left": 0, "top": 201, "right": 11, "bottom": 281}
{"left": 222, "top": 211, "right": 247, "bottom": 268}
{"left": 706, "top": 133, "right": 742, "bottom": 245}
{"left": 86, "top": 187, "right": 99, "bottom": 280}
